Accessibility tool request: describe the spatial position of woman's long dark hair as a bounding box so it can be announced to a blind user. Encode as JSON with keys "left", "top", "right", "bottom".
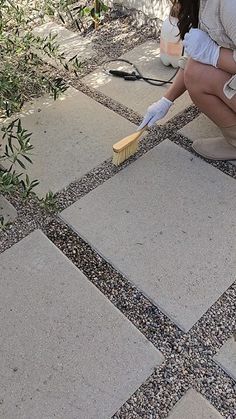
{"left": 171, "top": 0, "right": 200, "bottom": 40}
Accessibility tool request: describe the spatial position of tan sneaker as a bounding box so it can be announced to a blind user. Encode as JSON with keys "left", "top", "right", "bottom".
{"left": 192, "top": 125, "right": 236, "bottom": 161}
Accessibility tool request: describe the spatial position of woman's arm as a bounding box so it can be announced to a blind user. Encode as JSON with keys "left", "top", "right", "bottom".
{"left": 164, "top": 68, "right": 186, "bottom": 102}
{"left": 138, "top": 68, "right": 186, "bottom": 128}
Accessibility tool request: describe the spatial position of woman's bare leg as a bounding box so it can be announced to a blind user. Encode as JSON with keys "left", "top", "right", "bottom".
{"left": 183, "top": 58, "right": 236, "bottom": 160}
{"left": 184, "top": 58, "right": 236, "bottom": 127}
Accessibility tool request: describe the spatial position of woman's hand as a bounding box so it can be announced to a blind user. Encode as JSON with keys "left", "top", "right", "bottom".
{"left": 183, "top": 28, "right": 220, "bottom": 67}
{"left": 138, "top": 97, "right": 173, "bottom": 129}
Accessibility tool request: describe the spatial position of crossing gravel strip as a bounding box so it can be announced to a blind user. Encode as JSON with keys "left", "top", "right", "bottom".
{"left": 1, "top": 103, "right": 235, "bottom": 255}
{"left": 42, "top": 218, "right": 236, "bottom": 419}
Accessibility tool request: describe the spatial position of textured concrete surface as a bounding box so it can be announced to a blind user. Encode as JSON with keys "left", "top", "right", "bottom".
{"left": 0, "top": 195, "right": 17, "bottom": 224}
{"left": 0, "top": 229, "right": 163, "bottom": 419}
{"left": 61, "top": 140, "right": 236, "bottom": 332}
{"left": 214, "top": 337, "right": 236, "bottom": 381}
{"left": 1, "top": 87, "right": 137, "bottom": 196}
{"left": 167, "top": 389, "right": 223, "bottom": 418}
{"left": 179, "top": 114, "right": 220, "bottom": 142}
{"left": 83, "top": 41, "right": 192, "bottom": 124}
{"left": 33, "top": 21, "right": 96, "bottom": 64}
{"left": 179, "top": 114, "right": 236, "bottom": 166}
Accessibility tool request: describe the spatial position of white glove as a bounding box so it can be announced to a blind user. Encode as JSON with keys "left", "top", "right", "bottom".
{"left": 183, "top": 28, "right": 220, "bottom": 67}
{"left": 138, "top": 97, "right": 173, "bottom": 129}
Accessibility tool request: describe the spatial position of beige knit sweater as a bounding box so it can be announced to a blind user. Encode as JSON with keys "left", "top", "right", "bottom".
{"left": 199, "top": 0, "right": 236, "bottom": 99}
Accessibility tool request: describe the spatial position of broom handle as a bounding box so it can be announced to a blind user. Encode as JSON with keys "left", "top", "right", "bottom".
{"left": 133, "top": 126, "right": 148, "bottom": 140}
{"left": 113, "top": 125, "right": 148, "bottom": 152}
{"left": 137, "top": 126, "right": 148, "bottom": 134}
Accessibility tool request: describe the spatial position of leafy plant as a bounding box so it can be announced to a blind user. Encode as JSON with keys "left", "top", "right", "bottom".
{"left": 0, "top": 0, "right": 81, "bottom": 119}
{"left": 0, "top": 119, "right": 39, "bottom": 198}
{"left": 39, "top": 190, "right": 58, "bottom": 212}
{"left": 0, "top": 1, "right": 82, "bottom": 211}
{"left": 0, "top": 0, "right": 110, "bottom": 228}
{"left": 0, "top": 215, "right": 11, "bottom": 231}
{"left": 1, "top": 119, "right": 34, "bottom": 170}
{"left": 20, "top": 175, "right": 40, "bottom": 199}
{"left": 0, "top": 171, "right": 20, "bottom": 195}
{"left": 72, "top": 1, "right": 109, "bottom": 31}
{"left": 47, "top": 0, "right": 110, "bottom": 33}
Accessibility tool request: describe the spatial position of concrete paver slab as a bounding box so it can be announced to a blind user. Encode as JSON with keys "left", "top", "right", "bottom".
{"left": 61, "top": 140, "right": 236, "bottom": 332}
{"left": 1, "top": 87, "right": 137, "bottom": 196}
{"left": 33, "top": 21, "right": 97, "bottom": 64}
{"left": 0, "top": 229, "right": 163, "bottom": 419}
{"left": 214, "top": 337, "right": 236, "bottom": 381}
{"left": 179, "top": 114, "right": 220, "bottom": 141}
{"left": 179, "top": 114, "right": 236, "bottom": 166}
{"left": 0, "top": 195, "right": 17, "bottom": 224}
{"left": 167, "top": 389, "right": 223, "bottom": 418}
{"left": 82, "top": 41, "right": 192, "bottom": 124}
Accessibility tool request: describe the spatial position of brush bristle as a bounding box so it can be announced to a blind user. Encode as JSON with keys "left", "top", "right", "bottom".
{"left": 112, "top": 140, "right": 138, "bottom": 166}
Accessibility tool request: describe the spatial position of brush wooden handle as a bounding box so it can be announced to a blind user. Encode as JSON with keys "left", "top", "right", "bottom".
{"left": 113, "top": 126, "right": 147, "bottom": 153}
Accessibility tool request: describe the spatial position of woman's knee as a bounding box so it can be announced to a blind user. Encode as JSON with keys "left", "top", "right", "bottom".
{"left": 184, "top": 58, "right": 207, "bottom": 92}
{"left": 184, "top": 58, "right": 232, "bottom": 98}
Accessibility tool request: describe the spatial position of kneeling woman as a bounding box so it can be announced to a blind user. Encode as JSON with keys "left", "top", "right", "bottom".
{"left": 139, "top": 0, "right": 236, "bottom": 160}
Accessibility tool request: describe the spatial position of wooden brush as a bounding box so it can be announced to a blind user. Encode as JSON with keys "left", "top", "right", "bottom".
{"left": 112, "top": 126, "right": 147, "bottom": 166}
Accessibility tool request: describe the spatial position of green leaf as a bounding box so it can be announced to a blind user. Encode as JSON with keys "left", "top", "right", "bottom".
{"left": 59, "top": 13, "right": 65, "bottom": 24}
{"left": 68, "top": 54, "right": 78, "bottom": 62}
{"left": 101, "top": 3, "right": 109, "bottom": 12}
{"left": 22, "top": 154, "right": 32, "bottom": 164}
{"left": 5, "top": 144, "right": 9, "bottom": 156}
{"left": 17, "top": 119, "right": 22, "bottom": 133}
{"left": 16, "top": 158, "right": 26, "bottom": 169}
{"left": 31, "top": 179, "right": 40, "bottom": 187}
